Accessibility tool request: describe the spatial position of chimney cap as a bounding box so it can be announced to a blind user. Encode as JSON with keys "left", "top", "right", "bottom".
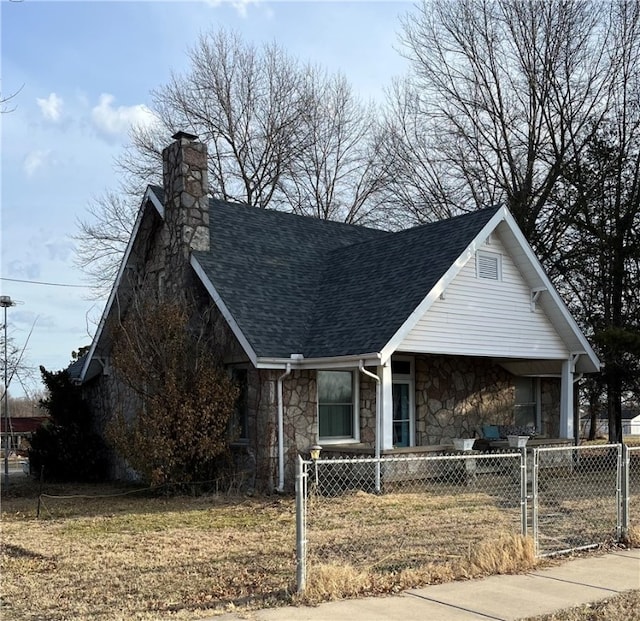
{"left": 172, "top": 130, "right": 198, "bottom": 142}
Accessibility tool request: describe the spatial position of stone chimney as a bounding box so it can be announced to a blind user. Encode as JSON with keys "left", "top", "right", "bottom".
{"left": 162, "top": 131, "right": 209, "bottom": 260}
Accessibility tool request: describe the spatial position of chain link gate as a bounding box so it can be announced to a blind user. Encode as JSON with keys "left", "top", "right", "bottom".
{"left": 626, "top": 445, "right": 640, "bottom": 541}
{"left": 532, "top": 444, "right": 622, "bottom": 556}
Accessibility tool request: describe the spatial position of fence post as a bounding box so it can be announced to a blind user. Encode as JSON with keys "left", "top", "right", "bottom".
{"left": 621, "top": 444, "right": 629, "bottom": 541}
{"left": 295, "top": 455, "right": 307, "bottom": 593}
{"left": 532, "top": 448, "right": 539, "bottom": 556}
{"left": 520, "top": 448, "right": 528, "bottom": 536}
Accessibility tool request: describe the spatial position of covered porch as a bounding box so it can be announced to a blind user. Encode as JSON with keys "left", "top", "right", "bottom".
{"left": 313, "top": 352, "right": 590, "bottom": 461}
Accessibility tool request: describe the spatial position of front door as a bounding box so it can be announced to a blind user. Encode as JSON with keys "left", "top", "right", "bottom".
{"left": 392, "top": 382, "right": 412, "bottom": 447}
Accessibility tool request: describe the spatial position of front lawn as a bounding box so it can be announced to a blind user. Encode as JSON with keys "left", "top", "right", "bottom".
{"left": 1, "top": 480, "right": 296, "bottom": 620}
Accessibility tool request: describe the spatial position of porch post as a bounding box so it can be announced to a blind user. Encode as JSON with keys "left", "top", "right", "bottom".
{"left": 560, "top": 356, "right": 575, "bottom": 439}
{"left": 378, "top": 362, "right": 393, "bottom": 450}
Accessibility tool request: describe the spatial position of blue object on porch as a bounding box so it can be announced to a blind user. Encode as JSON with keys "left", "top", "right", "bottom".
{"left": 482, "top": 424, "right": 500, "bottom": 439}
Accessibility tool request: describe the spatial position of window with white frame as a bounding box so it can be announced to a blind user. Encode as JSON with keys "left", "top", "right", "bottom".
{"left": 476, "top": 250, "right": 502, "bottom": 281}
{"left": 318, "top": 370, "right": 357, "bottom": 441}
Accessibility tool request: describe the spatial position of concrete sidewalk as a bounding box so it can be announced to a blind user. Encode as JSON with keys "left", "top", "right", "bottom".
{"left": 215, "top": 548, "right": 639, "bottom": 621}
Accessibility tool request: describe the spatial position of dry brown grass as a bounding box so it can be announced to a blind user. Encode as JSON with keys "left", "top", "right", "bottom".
{"left": 297, "top": 533, "right": 536, "bottom": 605}
{"left": 305, "top": 487, "right": 528, "bottom": 573}
{"left": 627, "top": 525, "right": 640, "bottom": 547}
{"left": 0, "top": 477, "right": 539, "bottom": 620}
{"left": 1, "top": 469, "right": 635, "bottom": 621}
{"left": 521, "top": 589, "right": 640, "bottom": 621}
{"left": 1, "top": 480, "right": 297, "bottom": 620}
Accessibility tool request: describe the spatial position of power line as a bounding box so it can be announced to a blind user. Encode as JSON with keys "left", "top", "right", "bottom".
{"left": 0, "top": 277, "right": 88, "bottom": 289}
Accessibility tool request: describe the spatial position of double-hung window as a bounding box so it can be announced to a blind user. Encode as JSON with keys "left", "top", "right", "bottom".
{"left": 318, "top": 370, "right": 357, "bottom": 441}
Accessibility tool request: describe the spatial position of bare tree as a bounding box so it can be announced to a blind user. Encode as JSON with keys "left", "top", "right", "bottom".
{"left": 545, "top": 0, "right": 640, "bottom": 442}
{"left": 281, "top": 70, "right": 386, "bottom": 225}
{"left": 389, "top": 0, "right": 626, "bottom": 257}
{"left": 74, "top": 190, "right": 141, "bottom": 297}
{"left": 1, "top": 85, "right": 22, "bottom": 114}
{"left": 377, "top": 77, "right": 494, "bottom": 227}
{"left": 76, "top": 30, "right": 387, "bottom": 297}
{"left": 387, "top": 0, "right": 640, "bottom": 438}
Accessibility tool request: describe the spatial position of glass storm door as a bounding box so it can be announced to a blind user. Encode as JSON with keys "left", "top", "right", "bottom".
{"left": 392, "top": 382, "right": 411, "bottom": 447}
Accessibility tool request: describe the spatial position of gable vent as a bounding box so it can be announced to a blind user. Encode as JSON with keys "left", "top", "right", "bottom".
{"left": 477, "top": 251, "right": 501, "bottom": 280}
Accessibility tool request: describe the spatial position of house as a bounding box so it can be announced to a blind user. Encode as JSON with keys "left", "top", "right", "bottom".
{"left": 1, "top": 416, "right": 49, "bottom": 456}
{"left": 581, "top": 408, "right": 640, "bottom": 438}
{"left": 622, "top": 409, "right": 640, "bottom": 435}
{"left": 78, "top": 132, "right": 601, "bottom": 491}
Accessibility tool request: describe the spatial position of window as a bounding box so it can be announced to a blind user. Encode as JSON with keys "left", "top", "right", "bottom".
{"left": 514, "top": 377, "right": 537, "bottom": 429}
{"left": 318, "top": 370, "right": 356, "bottom": 441}
{"left": 476, "top": 251, "right": 502, "bottom": 280}
{"left": 231, "top": 368, "right": 249, "bottom": 441}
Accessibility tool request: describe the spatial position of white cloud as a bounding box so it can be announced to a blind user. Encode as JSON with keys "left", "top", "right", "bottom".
{"left": 23, "top": 149, "right": 52, "bottom": 177}
{"left": 37, "top": 92, "right": 64, "bottom": 122}
{"left": 7, "top": 259, "right": 41, "bottom": 280}
{"left": 91, "top": 93, "right": 156, "bottom": 137}
{"left": 204, "top": 0, "right": 260, "bottom": 18}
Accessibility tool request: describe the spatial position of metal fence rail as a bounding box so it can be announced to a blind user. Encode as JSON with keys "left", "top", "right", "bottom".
{"left": 532, "top": 444, "right": 621, "bottom": 557}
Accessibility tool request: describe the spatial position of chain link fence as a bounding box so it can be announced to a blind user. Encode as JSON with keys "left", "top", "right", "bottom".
{"left": 295, "top": 443, "right": 640, "bottom": 592}
{"left": 296, "top": 451, "right": 525, "bottom": 591}
{"left": 627, "top": 445, "right": 640, "bottom": 540}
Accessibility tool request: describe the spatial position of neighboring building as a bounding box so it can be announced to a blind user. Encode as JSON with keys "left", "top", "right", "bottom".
{"left": 581, "top": 408, "right": 640, "bottom": 438}
{"left": 0, "top": 416, "right": 49, "bottom": 456}
{"left": 78, "top": 132, "right": 601, "bottom": 491}
{"left": 623, "top": 409, "right": 640, "bottom": 435}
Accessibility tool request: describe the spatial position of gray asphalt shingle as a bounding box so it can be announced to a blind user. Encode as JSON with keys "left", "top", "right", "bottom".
{"left": 186, "top": 191, "right": 500, "bottom": 360}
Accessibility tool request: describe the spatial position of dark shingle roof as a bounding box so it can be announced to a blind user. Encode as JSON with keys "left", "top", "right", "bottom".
{"left": 67, "top": 355, "right": 87, "bottom": 380}
{"left": 305, "top": 207, "right": 500, "bottom": 357}
{"left": 190, "top": 195, "right": 500, "bottom": 360}
{"left": 193, "top": 200, "right": 387, "bottom": 358}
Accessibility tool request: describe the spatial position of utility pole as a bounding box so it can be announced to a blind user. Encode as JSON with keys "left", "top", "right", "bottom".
{"left": 1, "top": 295, "right": 16, "bottom": 488}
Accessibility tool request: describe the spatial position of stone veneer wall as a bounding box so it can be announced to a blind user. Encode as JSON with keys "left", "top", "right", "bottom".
{"left": 415, "top": 355, "right": 515, "bottom": 444}
{"left": 262, "top": 369, "right": 378, "bottom": 490}
{"left": 359, "top": 374, "right": 377, "bottom": 445}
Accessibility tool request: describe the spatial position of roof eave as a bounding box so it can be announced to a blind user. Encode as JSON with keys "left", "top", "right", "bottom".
{"left": 79, "top": 186, "right": 163, "bottom": 382}
{"left": 378, "top": 206, "right": 601, "bottom": 374}
{"left": 255, "top": 352, "right": 383, "bottom": 370}
{"left": 499, "top": 209, "right": 601, "bottom": 374}
{"left": 379, "top": 206, "right": 508, "bottom": 362}
{"left": 190, "top": 255, "right": 259, "bottom": 367}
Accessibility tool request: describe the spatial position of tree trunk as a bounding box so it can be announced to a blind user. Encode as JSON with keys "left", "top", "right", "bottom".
{"left": 607, "top": 371, "right": 623, "bottom": 444}
{"left": 588, "top": 391, "right": 598, "bottom": 441}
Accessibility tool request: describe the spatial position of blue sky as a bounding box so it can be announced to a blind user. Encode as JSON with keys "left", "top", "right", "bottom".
{"left": 1, "top": 0, "right": 411, "bottom": 398}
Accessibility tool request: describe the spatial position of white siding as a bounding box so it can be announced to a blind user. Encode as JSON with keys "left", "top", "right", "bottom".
{"left": 398, "top": 235, "right": 569, "bottom": 359}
